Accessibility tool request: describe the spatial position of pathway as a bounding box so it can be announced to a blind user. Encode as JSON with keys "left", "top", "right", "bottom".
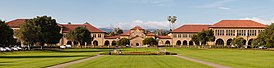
{"left": 47, "top": 54, "right": 102, "bottom": 68}
{"left": 158, "top": 48, "right": 230, "bottom": 68}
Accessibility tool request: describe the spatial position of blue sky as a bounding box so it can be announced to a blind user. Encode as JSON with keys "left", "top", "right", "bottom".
{"left": 1, "top": 0, "right": 274, "bottom": 29}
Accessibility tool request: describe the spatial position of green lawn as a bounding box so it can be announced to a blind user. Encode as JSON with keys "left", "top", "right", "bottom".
{"left": 64, "top": 55, "right": 212, "bottom": 68}
{"left": 165, "top": 48, "right": 274, "bottom": 68}
{"left": 120, "top": 47, "right": 160, "bottom": 52}
{"left": 0, "top": 49, "right": 111, "bottom": 68}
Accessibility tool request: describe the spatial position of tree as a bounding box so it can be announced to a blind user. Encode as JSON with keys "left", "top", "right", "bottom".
{"left": 231, "top": 37, "right": 245, "bottom": 48}
{"left": 167, "top": 16, "right": 177, "bottom": 31}
{"left": 109, "top": 27, "right": 123, "bottom": 36}
{"left": 154, "top": 29, "right": 169, "bottom": 36}
{"left": 117, "top": 38, "right": 130, "bottom": 46}
{"left": 253, "top": 23, "right": 274, "bottom": 48}
{"left": 143, "top": 37, "right": 157, "bottom": 46}
{"left": 0, "top": 20, "right": 15, "bottom": 47}
{"left": 191, "top": 34, "right": 200, "bottom": 45}
{"left": 18, "top": 16, "right": 62, "bottom": 48}
{"left": 191, "top": 29, "right": 215, "bottom": 47}
{"left": 66, "top": 27, "right": 92, "bottom": 48}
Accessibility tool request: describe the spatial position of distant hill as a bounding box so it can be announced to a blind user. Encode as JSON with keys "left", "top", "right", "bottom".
{"left": 99, "top": 28, "right": 112, "bottom": 32}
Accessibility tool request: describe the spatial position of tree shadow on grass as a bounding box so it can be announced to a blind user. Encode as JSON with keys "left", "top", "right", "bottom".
{"left": 0, "top": 55, "right": 89, "bottom": 58}
{"left": 0, "top": 61, "right": 15, "bottom": 66}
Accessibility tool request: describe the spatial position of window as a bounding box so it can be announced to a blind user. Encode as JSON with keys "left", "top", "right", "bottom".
{"left": 226, "top": 30, "right": 235, "bottom": 36}
{"left": 189, "top": 34, "right": 193, "bottom": 38}
{"left": 98, "top": 34, "right": 101, "bottom": 38}
{"left": 248, "top": 30, "right": 257, "bottom": 36}
{"left": 173, "top": 34, "right": 177, "bottom": 38}
{"left": 216, "top": 30, "right": 224, "bottom": 36}
{"left": 258, "top": 30, "right": 264, "bottom": 34}
{"left": 183, "top": 34, "right": 188, "bottom": 38}
{"left": 237, "top": 30, "right": 246, "bottom": 36}
{"left": 178, "top": 34, "right": 181, "bottom": 38}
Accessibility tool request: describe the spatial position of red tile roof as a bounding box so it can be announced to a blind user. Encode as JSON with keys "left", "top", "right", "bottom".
{"left": 170, "top": 24, "right": 210, "bottom": 33}
{"left": 105, "top": 36, "right": 120, "bottom": 39}
{"left": 120, "top": 31, "right": 130, "bottom": 36}
{"left": 131, "top": 26, "right": 144, "bottom": 30}
{"left": 60, "top": 23, "right": 104, "bottom": 33}
{"left": 157, "top": 36, "right": 171, "bottom": 39}
{"left": 146, "top": 32, "right": 155, "bottom": 36}
{"left": 210, "top": 20, "right": 267, "bottom": 28}
{"left": 6, "top": 19, "right": 27, "bottom": 28}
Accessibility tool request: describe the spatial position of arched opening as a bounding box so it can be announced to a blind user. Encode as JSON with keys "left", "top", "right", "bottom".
{"left": 195, "top": 42, "right": 200, "bottom": 45}
{"left": 227, "top": 39, "right": 232, "bottom": 45}
{"left": 93, "top": 40, "right": 98, "bottom": 46}
{"left": 112, "top": 41, "right": 117, "bottom": 46}
{"left": 176, "top": 40, "right": 181, "bottom": 45}
{"left": 104, "top": 40, "right": 110, "bottom": 46}
{"left": 216, "top": 39, "right": 224, "bottom": 46}
{"left": 136, "top": 43, "right": 139, "bottom": 46}
{"left": 183, "top": 40, "right": 187, "bottom": 45}
{"left": 242, "top": 40, "right": 246, "bottom": 45}
{"left": 189, "top": 41, "right": 194, "bottom": 45}
{"left": 248, "top": 39, "right": 253, "bottom": 45}
{"left": 67, "top": 41, "right": 72, "bottom": 45}
{"left": 165, "top": 40, "right": 170, "bottom": 45}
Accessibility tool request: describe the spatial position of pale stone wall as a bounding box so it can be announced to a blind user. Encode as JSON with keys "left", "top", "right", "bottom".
{"left": 211, "top": 28, "right": 264, "bottom": 46}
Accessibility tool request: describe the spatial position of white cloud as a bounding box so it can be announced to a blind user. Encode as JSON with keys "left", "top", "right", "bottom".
{"left": 98, "top": 20, "right": 171, "bottom": 30}
{"left": 239, "top": 17, "right": 274, "bottom": 25}
{"left": 218, "top": 7, "right": 231, "bottom": 10}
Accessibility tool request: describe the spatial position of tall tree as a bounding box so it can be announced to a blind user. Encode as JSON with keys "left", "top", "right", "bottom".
{"left": 167, "top": 16, "right": 177, "bottom": 31}
{"left": 191, "top": 29, "right": 215, "bottom": 47}
{"left": 231, "top": 37, "right": 245, "bottom": 48}
{"left": 253, "top": 23, "right": 274, "bottom": 48}
{"left": 0, "top": 20, "right": 15, "bottom": 47}
{"left": 66, "top": 27, "right": 92, "bottom": 47}
{"left": 117, "top": 38, "right": 130, "bottom": 46}
{"left": 18, "top": 16, "right": 62, "bottom": 47}
{"left": 143, "top": 37, "right": 157, "bottom": 46}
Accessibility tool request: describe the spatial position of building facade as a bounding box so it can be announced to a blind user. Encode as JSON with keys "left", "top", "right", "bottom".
{"left": 6, "top": 19, "right": 267, "bottom": 47}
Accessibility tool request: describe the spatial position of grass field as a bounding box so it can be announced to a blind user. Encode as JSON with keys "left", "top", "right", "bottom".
{"left": 120, "top": 47, "right": 160, "bottom": 52}
{"left": 2, "top": 47, "right": 274, "bottom": 68}
{"left": 64, "top": 55, "right": 212, "bottom": 68}
{"left": 0, "top": 49, "right": 111, "bottom": 68}
{"left": 165, "top": 48, "right": 274, "bottom": 68}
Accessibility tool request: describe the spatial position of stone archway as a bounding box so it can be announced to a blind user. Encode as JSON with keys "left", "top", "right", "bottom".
{"left": 242, "top": 40, "right": 247, "bottom": 45}
{"left": 227, "top": 39, "right": 232, "bottom": 45}
{"left": 176, "top": 40, "right": 181, "bottom": 45}
{"left": 165, "top": 40, "right": 170, "bottom": 45}
{"left": 112, "top": 41, "right": 117, "bottom": 46}
{"left": 67, "top": 41, "right": 72, "bottom": 45}
{"left": 93, "top": 40, "right": 98, "bottom": 46}
{"left": 104, "top": 40, "right": 110, "bottom": 46}
{"left": 248, "top": 39, "right": 253, "bottom": 45}
{"left": 189, "top": 41, "right": 194, "bottom": 45}
{"left": 136, "top": 43, "right": 140, "bottom": 46}
{"left": 216, "top": 39, "right": 224, "bottom": 46}
{"left": 183, "top": 40, "right": 187, "bottom": 45}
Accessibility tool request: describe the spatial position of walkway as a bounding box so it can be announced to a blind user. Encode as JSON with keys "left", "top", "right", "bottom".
{"left": 158, "top": 48, "right": 230, "bottom": 68}
{"left": 47, "top": 54, "right": 102, "bottom": 68}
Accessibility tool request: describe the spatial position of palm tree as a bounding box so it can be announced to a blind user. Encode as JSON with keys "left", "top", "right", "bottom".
{"left": 167, "top": 16, "right": 177, "bottom": 31}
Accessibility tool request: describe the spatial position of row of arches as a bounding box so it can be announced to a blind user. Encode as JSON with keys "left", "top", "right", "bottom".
{"left": 215, "top": 38, "right": 253, "bottom": 46}
{"left": 104, "top": 40, "right": 117, "bottom": 46}
{"left": 70, "top": 39, "right": 254, "bottom": 46}
{"left": 176, "top": 40, "right": 195, "bottom": 45}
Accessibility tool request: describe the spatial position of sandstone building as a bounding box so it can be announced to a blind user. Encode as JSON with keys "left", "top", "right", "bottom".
{"left": 6, "top": 19, "right": 267, "bottom": 47}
